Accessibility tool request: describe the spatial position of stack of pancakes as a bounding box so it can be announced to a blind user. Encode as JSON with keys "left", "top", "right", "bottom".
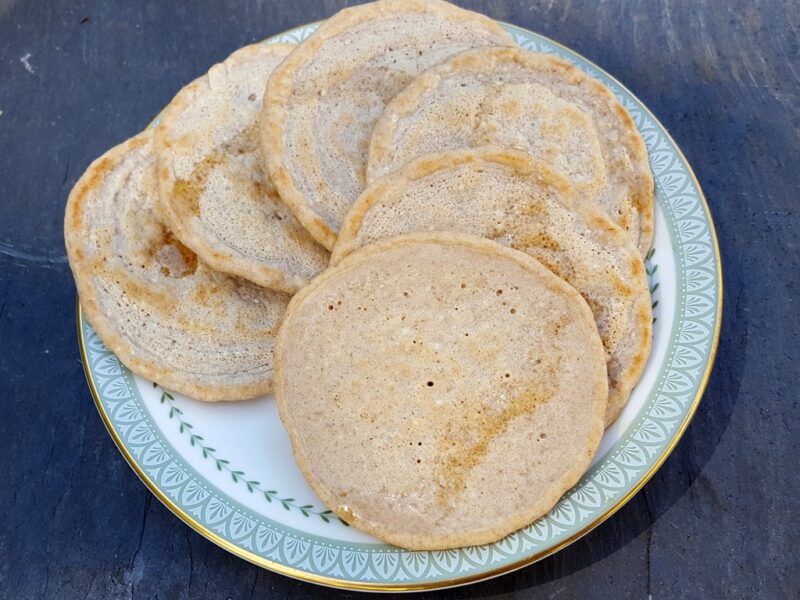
{"left": 65, "top": 0, "right": 653, "bottom": 550}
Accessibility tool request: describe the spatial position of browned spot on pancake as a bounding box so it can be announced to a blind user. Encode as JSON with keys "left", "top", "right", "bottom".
{"left": 310, "top": 213, "right": 334, "bottom": 238}
{"left": 127, "top": 134, "right": 148, "bottom": 150}
{"left": 627, "top": 309, "right": 651, "bottom": 375}
{"left": 236, "top": 124, "right": 261, "bottom": 154}
{"left": 629, "top": 255, "right": 645, "bottom": 277}
{"left": 172, "top": 153, "right": 223, "bottom": 217}
{"left": 582, "top": 292, "right": 601, "bottom": 313}
{"left": 518, "top": 197, "right": 547, "bottom": 218}
{"left": 609, "top": 271, "right": 634, "bottom": 297}
{"left": 252, "top": 179, "right": 269, "bottom": 198}
{"left": 617, "top": 213, "right": 632, "bottom": 234}
{"left": 435, "top": 384, "right": 553, "bottom": 509}
{"left": 535, "top": 253, "right": 570, "bottom": 280}
{"left": 68, "top": 191, "right": 86, "bottom": 230}
{"left": 546, "top": 312, "right": 570, "bottom": 338}
{"left": 103, "top": 264, "right": 175, "bottom": 315}
{"left": 635, "top": 181, "right": 652, "bottom": 210}
{"left": 358, "top": 404, "right": 380, "bottom": 425}
{"left": 283, "top": 217, "right": 321, "bottom": 250}
{"left": 168, "top": 234, "right": 198, "bottom": 273}
{"left": 70, "top": 157, "right": 115, "bottom": 229}
{"left": 509, "top": 228, "right": 561, "bottom": 252}
{"left": 147, "top": 230, "right": 198, "bottom": 278}
{"left": 193, "top": 282, "right": 222, "bottom": 308}
{"left": 450, "top": 50, "right": 486, "bottom": 71}
{"left": 589, "top": 214, "right": 611, "bottom": 231}
{"left": 609, "top": 372, "right": 621, "bottom": 391}
{"left": 499, "top": 97, "right": 521, "bottom": 115}
{"left": 466, "top": 339, "right": 500, "bottom": 365}
{"left": 638, "top": 303, "right": 651, "bottom": 326}
{"left": 629, "top": 350, "right": 646, "bottom": 375}
{"left": 234, "top": 312, "right": 249, "bottom": 335}
{"left": 613, "top": 102, "right": 636, "bottom": 129}
{"left": 273, "top": 166, "right": 294, "bottom": 189}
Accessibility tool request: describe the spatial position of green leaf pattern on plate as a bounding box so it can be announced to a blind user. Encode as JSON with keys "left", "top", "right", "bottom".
{"left": 151, "top": 382, "right": 349, "bottom": 527}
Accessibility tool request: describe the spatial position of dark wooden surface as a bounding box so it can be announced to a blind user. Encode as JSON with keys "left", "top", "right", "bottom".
{"left": 0, "top": 0, "right": 797, "bottom": 598}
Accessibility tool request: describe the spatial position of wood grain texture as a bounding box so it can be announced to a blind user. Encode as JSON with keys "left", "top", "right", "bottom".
{"left": 0, "top": 0, "right": 797, "bottom": 597}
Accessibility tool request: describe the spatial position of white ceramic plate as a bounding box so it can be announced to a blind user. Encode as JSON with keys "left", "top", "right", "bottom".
{"left": 78, "top": 21, "right": 722, "bottom": 592}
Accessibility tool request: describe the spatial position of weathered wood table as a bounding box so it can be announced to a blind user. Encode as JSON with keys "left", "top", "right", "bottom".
{"left": 0, "top": 1, "right": 797, "bottom": 597}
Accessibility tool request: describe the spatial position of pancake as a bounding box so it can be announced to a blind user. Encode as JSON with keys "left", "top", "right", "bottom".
{"left": 371, "top": 80, "right": 608, "bottom": 199}
{"left": 260, "top": 0, "right": 514, "bottom": 250}
{"left": 276, "top": 232, "right": 607, "bottom": 549}
{"left": 65, "top": 131, "right": 289, "bottom": 401}
{"left": 334, "top": 148, "right": 651, "bottom": 425}
{"left": 155, "top": 43, "right": 329, "bottom": 294}
{"left": 368, "top": 47, "right": 654, "bottom": 255}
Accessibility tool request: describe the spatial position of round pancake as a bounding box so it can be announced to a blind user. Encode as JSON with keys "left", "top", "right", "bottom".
{"left": 65, "top": 131, "right": 289, "bottom": 401}
{"left": 155, "top": 43, "right": 329, "bottom": 294}
{"left": 370, "top": 80, "right": 608, "bottom": 199}
{"left": 334, "top": 148, "right": 651, "bottom": 426}
{"left": 276, "top": 232, "right": 607, "bottom": 550}
{"left": 260, "top": 0, "right": 514, "bottom": 250}
{"left": 368, "top": 47, "right": 654, "bottom": 255}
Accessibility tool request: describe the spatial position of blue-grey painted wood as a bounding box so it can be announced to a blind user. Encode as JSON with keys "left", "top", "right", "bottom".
{"left": 0, "top": 1, "right": 796, "bottom": 597}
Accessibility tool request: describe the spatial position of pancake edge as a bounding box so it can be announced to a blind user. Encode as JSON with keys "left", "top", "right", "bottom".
{"left": 65, "top": 131, "right": 276, "bottom": 401}
{"left": 154, "top": 42, "right": 309, "bottom": 295}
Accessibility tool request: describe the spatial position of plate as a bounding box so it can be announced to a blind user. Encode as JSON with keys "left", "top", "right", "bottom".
{"left": 77, "top": 21, "right": 722, "bottom": 592}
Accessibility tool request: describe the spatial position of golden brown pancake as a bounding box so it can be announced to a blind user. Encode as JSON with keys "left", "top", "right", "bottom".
{"left": 275, "top": 232, "right": 607, "bottom": 549}
{"left": 155, "top": 43, "right": 329, "bottom": 294}
{"left": 335, "top": 148, "right": 651, "bottom": 425}
{"left": 65, "top": 131, "right": 289, "bottom": 401}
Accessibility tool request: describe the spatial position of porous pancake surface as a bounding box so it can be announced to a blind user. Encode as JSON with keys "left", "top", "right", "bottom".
{"left": 368, "top": 47, "right": 654, "bottom": 255}
{"left": 275, "top": 233, "right": 607, "bottom": 549}
{"left": 65, "top": 132, "right": 289, "bottom": 401}
{"left": 261, "top": 0, "right": 514, "bottom": 250}
{"left": 335, "top": 148, "right": 651, "bottom": 425}
{"left": 155, "top": 43, "right": 328, "bottom": 294}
